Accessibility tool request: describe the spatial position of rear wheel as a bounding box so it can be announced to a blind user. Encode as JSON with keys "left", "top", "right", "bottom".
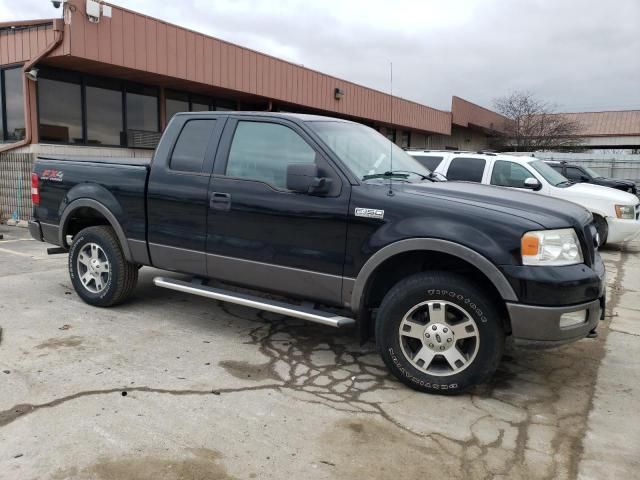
{"left": 68, "top": 226, "right": 138, "bottom": 307}
{"left": 593, "top": 215, "right": 608, "bottom": 247}
{"left": 376, "top": 271, "right": 504, "bottom": 394}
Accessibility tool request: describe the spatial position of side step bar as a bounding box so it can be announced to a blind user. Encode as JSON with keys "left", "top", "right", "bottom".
{"left": 153, "top": 277, "right": 356, "bottom": 328}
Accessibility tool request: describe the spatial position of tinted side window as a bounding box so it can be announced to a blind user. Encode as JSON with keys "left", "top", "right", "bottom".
{"left": 412, "top": 155, "right": 443, "bottom": 172}
{"left": 490, "top": 161, "right": 532, "bottom": 188}
{"left": 565, "top": 167, "right": 585, "bottom": 181}
{"left": 226, "top": 121, "right": 316, "bottom": 189}
{"left": 447, "top": 157, "right": 486, "bottom": 182}
{"left": 549, "top": 164, "right": 564, "bottom": 174}
{"left": 170, "top": 120, "right": 216, "bottom": 173}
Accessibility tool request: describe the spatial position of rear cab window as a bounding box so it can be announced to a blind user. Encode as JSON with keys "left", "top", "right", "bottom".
{"left": 446, "top": 157, "right": 486, "bottom": 183}
{"left": 170, "top": 119, "right": 217, "bottom": 173}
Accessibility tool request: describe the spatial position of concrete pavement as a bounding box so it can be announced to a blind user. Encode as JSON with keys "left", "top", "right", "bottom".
{"left": 0, "top": 225, "right": 638, "bottom": 479}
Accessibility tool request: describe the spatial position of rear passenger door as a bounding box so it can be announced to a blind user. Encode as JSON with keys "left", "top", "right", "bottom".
{"left": 205, "top": 117, "right": 350, "bottom": 305}
{"left": 444, "top": 157, "right": 487, "bottom": 183}
{"left": 147, "top": 115, "right": 224, "bottom": 275}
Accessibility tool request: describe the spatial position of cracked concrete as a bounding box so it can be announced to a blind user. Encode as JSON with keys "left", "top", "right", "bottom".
{"left": 0, "top": 225, "right": 638, "bottom": 479}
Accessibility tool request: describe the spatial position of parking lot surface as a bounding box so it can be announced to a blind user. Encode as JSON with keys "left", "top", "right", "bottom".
{"left": 0, "top": 225, "right": 638, "bottom": 480}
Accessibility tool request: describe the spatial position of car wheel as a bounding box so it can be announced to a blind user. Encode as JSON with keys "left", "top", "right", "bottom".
{"left": 593, "top": 215, "right": 608, "bottom": 247}
{"left": 68, "top": 226, "right": 138, "bottom": 307}
{"left": 376, "top": 271, "right": 504, "bottom": 394}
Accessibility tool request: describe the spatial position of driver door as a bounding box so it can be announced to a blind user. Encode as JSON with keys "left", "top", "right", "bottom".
{"left": 206, "top": 117, "right": 351, "bottom": 305}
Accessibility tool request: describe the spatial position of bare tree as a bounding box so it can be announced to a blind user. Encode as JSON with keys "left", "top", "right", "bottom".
{"left": 492, "top": 91, "right": 582, "bottom": 151}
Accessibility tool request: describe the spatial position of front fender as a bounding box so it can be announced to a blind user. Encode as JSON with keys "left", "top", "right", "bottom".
{"left": 347, "top": 238, "right": 519, "bottom": 313}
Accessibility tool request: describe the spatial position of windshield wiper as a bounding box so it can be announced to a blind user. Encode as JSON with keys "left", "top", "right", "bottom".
{"left": 362, "top": 170, "right": 431, "bottom": 181}
{"left": 362, "top": 171, "right": 411, "bottom": 181}
{"left": 556, "top": 180, "right": 574, "bottom": 187}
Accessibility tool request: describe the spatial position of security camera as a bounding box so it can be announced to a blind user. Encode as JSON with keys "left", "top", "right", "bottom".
{"left": 51, "top": 0, "right": 63, "bottom": 8}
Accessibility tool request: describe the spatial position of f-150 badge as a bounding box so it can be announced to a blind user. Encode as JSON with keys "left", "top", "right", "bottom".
{"left": 355, "top": 208, "right": 384, "bottom": 219}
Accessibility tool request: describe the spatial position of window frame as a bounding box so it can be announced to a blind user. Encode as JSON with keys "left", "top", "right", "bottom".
{"left": 167, "top": 118, "right": 218, "bottom": 175}
{"left": 213, "top": 117, "right": 342, "bottom": 195}
{"left": 411, "top": 154, "right": 443, "bottom": 172}
{"left": 565, "top": 166, "right": 588, "bottom": 181}
{"left": 446, "top": 156, "right": 487, "bottom": 183}
{"left": 165, "top": 89, "right": 238, "bottom": 117}
{"left": 35, "top": 67, "right": 161, "bottom": 148}
{"left": 1, "top": 64, "right": 26, "bottom": 143}
{"left": 489, "top": 160, "right": 534, "bottom": 188}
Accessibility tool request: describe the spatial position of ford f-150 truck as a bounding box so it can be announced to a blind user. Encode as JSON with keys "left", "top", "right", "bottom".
{"left": 29, "top": 112, "right": 606, "bottom": 394}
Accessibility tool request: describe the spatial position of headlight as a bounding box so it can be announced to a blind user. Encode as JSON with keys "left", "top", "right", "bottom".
{"left": 615, "top": 204, "right": 635, "bottom": 219}
{"left": 521, "top": 228, "right": 583, "bottom": 266}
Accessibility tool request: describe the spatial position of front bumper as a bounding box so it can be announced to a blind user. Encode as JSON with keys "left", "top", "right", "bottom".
{"left": 507, "top": 297, "right": 603, "bottom": 348}
{"left": 606, "top": 217, "right": 640, "bottom": 244}
{"left": 506, "top": 254, "right": 606, "bottom": 348}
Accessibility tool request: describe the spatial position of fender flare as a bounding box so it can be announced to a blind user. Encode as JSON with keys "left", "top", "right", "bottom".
{"left": 59, "top": 198, "right": 133, "bottom": 261}
{"left": 349, "top": 238, "right": 518, "bottom": 312}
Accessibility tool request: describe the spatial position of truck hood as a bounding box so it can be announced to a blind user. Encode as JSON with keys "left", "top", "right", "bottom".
{"left": 398, "top": 181, "right": 592, "bottom": 229}
{"left": 595, "top": 178, "right": 636, "bottom": 190}
{"left": 565, "top": 182, "right": 640, "bottom": 205}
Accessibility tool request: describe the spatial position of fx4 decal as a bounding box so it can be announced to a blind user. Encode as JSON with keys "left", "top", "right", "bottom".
{"left": 41, "top": 169, "right": 64, "bottom": 182}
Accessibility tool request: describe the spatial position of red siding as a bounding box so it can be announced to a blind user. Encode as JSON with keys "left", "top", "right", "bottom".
{"left": 2, "top": 3, "right": 451, "bottom": 134}
{"left": 451, "top": 96, "right": 510, "bottom": 133}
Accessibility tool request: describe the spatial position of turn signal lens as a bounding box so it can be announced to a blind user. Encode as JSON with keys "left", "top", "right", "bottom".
{"left": 521, "top": 234, "right": 540, "bottom": 257}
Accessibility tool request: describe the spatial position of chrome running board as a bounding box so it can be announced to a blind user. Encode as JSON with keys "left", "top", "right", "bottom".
{"left": 153, "top": 277, "right": 356, "bottom": 328}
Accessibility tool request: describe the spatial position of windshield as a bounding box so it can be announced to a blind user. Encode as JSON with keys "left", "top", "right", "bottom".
{"left": 309, "top": 121, "right": 431, "bottom": 181}
{"left": 583, "top": 166, "right": 601, "bottom": 178}
{"left": 530, "top": 159, "right": 571, "bottom": 187}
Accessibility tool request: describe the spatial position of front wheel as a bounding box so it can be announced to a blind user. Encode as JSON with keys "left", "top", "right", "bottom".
{"left": 68, "top": 226, "right": 138, "bottom": 307}
{"left": 376, "top": 271, "right": 504, "bottom": 394}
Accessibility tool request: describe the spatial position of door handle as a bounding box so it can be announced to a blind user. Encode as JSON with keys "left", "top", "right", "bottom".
{"left": 210, "top": 192, "right": 231, "bottom": 211}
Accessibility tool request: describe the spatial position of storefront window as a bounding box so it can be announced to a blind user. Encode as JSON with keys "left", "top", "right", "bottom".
{"left": 126, "top": 86, "right": 159, "bottom": 132}
{"left": 165, "top": 90, "right": 189, "bottom": 121}
{"left": 191, "top": 95, "right": 210, "bottom": 112}
{"left": 86, "top": 79, "right": 123, "bottom": 146}
{"left": 1, "top": 67, "right": 26, "bottom": 142}
{"left": 38, "top": 76, "right": 83, "bottom": 143}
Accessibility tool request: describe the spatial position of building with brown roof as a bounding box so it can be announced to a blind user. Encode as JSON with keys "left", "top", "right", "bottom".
{"left": 553, "top": 110, "right": 640, "bottom": 150}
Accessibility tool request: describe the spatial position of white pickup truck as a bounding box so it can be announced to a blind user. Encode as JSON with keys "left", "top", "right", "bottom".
{"left": 407, "top": 151, "right": 640, "bottom": 246}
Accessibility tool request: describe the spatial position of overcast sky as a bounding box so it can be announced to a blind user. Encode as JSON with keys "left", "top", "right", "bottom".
{"left": 2, "top": 0, "right": 639, "bottom": 112}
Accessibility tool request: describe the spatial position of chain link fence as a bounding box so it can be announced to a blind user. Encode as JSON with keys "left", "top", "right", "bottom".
{"left": 0, "top": 152, "right": 34, "bottom": 223}
{"left": 530, "top": 152, "right": 640, "bottom": 184}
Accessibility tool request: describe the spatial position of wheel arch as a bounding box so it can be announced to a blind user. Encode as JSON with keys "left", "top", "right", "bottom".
{"left": 350, "top": 239, "right": 518, "bottom": 342}
{"left": 59, "top": 198, "right": 132, "bottom": 262}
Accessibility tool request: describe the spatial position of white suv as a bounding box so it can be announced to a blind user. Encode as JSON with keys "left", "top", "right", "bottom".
{"left": 407, "top": 150, "right": 640, "bottom": 246}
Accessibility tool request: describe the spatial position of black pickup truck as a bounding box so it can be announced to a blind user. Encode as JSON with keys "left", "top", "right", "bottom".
{"left": 29, "top": 112, "right": 606, "bottom": 394}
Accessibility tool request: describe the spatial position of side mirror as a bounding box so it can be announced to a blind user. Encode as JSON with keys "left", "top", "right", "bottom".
{"left": 580, "top": 175, "right": 590, "bottom": 182}
{"left": 286, "top": 163, "right": 331, "bottom": 194}
{"left": 523, "top": 177, "right": 541, "bottom": 190}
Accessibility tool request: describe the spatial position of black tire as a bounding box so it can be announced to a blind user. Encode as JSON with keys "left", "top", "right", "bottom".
{"left": 68, "top": 226, "right": 138, "bottom": 307}
{"left": 593, "top": 215, "right": 608, "bottom": 247}
{"left": 375, "top": 271, "right": 504, "bottom": 395}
